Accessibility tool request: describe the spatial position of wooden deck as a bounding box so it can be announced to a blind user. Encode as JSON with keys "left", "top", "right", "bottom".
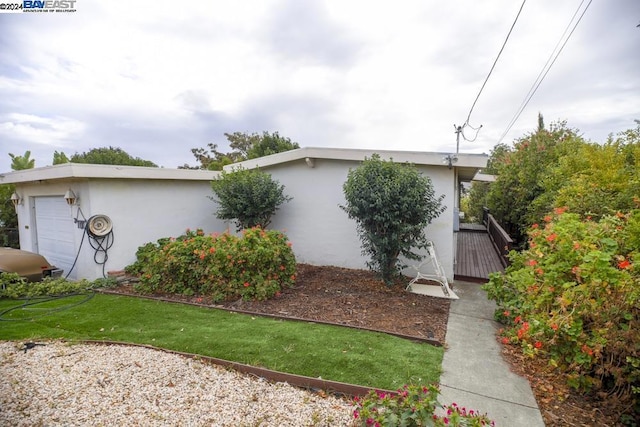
{"left": 454, "top": 230, "right": 505, "bottom": 282}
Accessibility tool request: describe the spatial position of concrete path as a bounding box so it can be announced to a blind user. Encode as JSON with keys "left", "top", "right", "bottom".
{"left": 438, "top": 281, "right": 545, "bottom": 426}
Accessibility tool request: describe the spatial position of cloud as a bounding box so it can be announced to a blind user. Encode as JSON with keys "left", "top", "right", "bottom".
{"left": 263, "top": 0, "right": 362, "bottom": 67}
{"left": 0, "top": 113, "right": 85, "bottom": 146}
{"left": 0, "top": 0, "right": 639, "bottom": 173}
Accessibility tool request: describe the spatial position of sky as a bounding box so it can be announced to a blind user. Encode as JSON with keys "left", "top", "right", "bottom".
{"left": 0, "top": 0, "right": 639, "bottom": 172}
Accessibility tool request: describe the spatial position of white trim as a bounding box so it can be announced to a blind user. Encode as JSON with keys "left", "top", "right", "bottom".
{"left": 0, "top": 163, "right": 219, "bottom": 184}
{"left": 224, "top": 147, "right": 488, "bottom": 171}
{"left": 472, "top": 173, "right": 497, "bottom": 182}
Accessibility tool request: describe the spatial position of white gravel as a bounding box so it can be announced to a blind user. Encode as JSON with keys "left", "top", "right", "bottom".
{"left": 0, "top": 341, "right": 355, "bottom": 426}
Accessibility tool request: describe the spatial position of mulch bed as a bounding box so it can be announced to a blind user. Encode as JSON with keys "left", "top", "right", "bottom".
{"left": 218, "top": 264, "right": 450, "bottom": 344}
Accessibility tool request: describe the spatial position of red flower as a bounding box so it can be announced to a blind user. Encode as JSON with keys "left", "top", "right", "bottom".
{"left": 551, "top": 323, "right": 559, "bottom": 331}
{"left": 503, "top": 310, "right": 510, "bottom": 317}
{"left": 531, "top": 223, "right": 539, "bottom": 229}
{"left": 534, "top": 341, "right": 543, "bottom": 349}
{"left": 573, "top": 242, "right": 581, "bottom": 249}
{"left": 581, "top": 344, "right": 594, "bottom": 356}
{"left": 527, "top": 259, "right": 538, "bottom": 266}
{"left": 514, "top": 315, "right": 522, "bottom": 323}
{"left": 554, "top": 206, "right": 568, "bottom": 215}
{"left": 501, "top": 337, "right": 509, "bottom": 344}
{"left": 546, "top": 233, "right": 558, "bottom": 242}
{"left": 244, "top": 282, "right": 250, "bottom": 287}
{"left": 618, "top": 259, "right": 632, "bottom": 269}
{"left": 544, "top": 215, "right": 552, "bottom": 222}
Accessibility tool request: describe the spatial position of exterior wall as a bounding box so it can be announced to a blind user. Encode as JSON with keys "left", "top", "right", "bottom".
{"left": 15, "top": 178, "right": 228, "bottom": 280}
{"left": 260, "top": 158, "right": 456, "bottom": 279}
{"left": 8, "top": 151, "right": 474, "bottom": 282}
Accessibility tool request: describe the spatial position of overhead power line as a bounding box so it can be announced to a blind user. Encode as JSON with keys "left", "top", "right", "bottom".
{"left": 455, "top": 0, "right": 526, "bottom": 152}
{"left": 497, "top": 0, "right": 593, "bottom": 144}
{"left": 465, "top": 0, "right": 527, "bottom": 127}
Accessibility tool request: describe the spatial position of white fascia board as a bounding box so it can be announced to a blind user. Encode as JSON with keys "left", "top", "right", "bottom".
{"left": 472, "top": 173, "right": 497, "bottom": 182}
{"left": 224, "top": 147, "right": 488, "bottom": 171}
{"left": 0, "top": 163, "right": 220, "bottom": 184}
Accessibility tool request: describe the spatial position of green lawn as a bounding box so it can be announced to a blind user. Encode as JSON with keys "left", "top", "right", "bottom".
{"left": 0, "top": 293, "right": 443, "bottom": 390}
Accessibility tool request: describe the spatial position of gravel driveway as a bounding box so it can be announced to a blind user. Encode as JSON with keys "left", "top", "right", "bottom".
{"left": 0, "top": 341, "right": 355, "bottom": 426}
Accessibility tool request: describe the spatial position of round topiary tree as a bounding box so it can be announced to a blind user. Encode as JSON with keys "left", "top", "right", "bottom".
{"left": 341, "top": 154, "right": 445, "bottom": 284}
{"left": 210, "top": 167, "right": 291, "bottom": 231}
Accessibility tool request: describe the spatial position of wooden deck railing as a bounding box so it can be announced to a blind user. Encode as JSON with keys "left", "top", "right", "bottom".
{"left": 482, "top": 208, "right": 513, "bottom": 267}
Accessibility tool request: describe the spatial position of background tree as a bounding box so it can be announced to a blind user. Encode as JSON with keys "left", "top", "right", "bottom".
{"left": 9, "top": 151, "right": 35, "bottom": 170}
{"left": 469, "top": 120, "right": 640, "bottom": 246}
{"left": 483, "top": 120, "right": 587, "bottom": 244}
{"left": 180, "top": 143, "right": 234, "bottom": 170}
{"left": 464, "top": 143, "right": 510, "bottom": 222}
{"left": 246, "top": 132, "right": 300, "bottom": 159}
{"left": 2, "top": 152, "right": 36, "bottom": 247}
{"left": 551, "top": 124, "right": 640, "bottom": 218}
{"left": 0, "top": 185, "right": 19, "bottom": 247}
{"left": 225, "top": 132, "right": 262, "bottom": 161}
{"left": 52, "top": 151, "right": 70, "bottom": 165}
{"left": 183, "top": 131, "right": 299, "bottom": 170}
{"left": 341, "top": 154, "right": 445, "bottom": 284}
{"left": 210, "top": 167, "right": 291, "bottom": 231}
{"left": 70, "top": 146, "right": 157, "bottom": 167}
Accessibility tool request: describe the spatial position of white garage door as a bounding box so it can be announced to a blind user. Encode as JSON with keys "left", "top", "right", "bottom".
{"left": 34, "top": 196, "right": 77, "bottom": 279}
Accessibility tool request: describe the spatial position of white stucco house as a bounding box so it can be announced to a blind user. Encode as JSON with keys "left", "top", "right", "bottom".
{"left": 1, "top": 147, "right": 487, "bottom": 282}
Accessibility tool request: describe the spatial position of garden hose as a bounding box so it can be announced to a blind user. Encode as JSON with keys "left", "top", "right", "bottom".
{"left": 0, "top": 291, "right": 95, "bottom": 322}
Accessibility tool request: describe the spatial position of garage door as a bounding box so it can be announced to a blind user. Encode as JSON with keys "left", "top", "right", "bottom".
{"left": 34, "top": 196, "right": 77, "bottom": 279}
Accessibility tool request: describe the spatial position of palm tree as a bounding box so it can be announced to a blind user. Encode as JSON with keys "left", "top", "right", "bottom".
{"left": 9, "top": 151, "right": 35, "bottom": 170}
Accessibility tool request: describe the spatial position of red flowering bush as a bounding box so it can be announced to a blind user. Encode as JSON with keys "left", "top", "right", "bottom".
{"left": 484, "top": 209, "right": 639, "bottom": 419}
{"left": 352, "top": 384, "right": 494, "bottom": 426}
{"left": 126, "top": 227, "right": 296, "bottom": 302}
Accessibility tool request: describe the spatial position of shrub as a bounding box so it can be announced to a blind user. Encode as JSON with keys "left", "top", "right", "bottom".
{"left": 127, "top": 227, "right": 296, "bottom": 302}
{"left": 341, "top": 154, "right": 445, "bottom": 284}
{"left": 484, "top": 209, "right": 639, "bottom": 419}
{"left": 353, "top": 384, "right": 494, "bottom": 426}
{"left": 0, "top": 275, "right": 94, "bottom": 298}
{"left": 210, "top": 167, "right": 291, "bottom": 231}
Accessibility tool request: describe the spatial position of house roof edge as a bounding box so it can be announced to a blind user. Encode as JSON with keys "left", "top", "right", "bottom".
{"left": 0, "top": 163, "right": 220, "bottom": 184}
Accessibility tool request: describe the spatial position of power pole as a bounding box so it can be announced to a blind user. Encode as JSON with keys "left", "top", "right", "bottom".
{"left": 454, "top": 125, "right": 463, "bottom": 154}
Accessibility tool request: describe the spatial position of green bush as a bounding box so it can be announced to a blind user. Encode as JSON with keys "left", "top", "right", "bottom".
{"left": 210, "top": 167, "right": 291, "bottom": 231}
{"left": 484, "top": 209, "right": 639, "bottom": 418}
{"left": 0, "top": 275, "right": 94, "bottom": 298}
{"left": 127, "top": 227, "right": 297, "bottom": 302}
{"left": 353, "top": 384, "right": 494, "bottom": 426}
{"left": 341, "top": 154, "right": 445, "bottom": 284}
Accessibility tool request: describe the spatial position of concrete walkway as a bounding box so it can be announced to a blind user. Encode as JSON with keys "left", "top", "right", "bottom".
{"left": 438, "top": 281, "right": 545, "bottom": 426}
